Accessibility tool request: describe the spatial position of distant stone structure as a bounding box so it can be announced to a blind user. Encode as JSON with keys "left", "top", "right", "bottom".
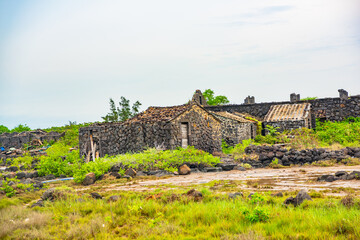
{"left": 338, "top": 89, "right": 348, "bottom": 100}
{"left": 244, "top": 96, "right": 255, "bottom": 104}
{"left": 192, "top": 89, "right": 208, "bottom": 106}
{"left": 207, "top": 89, "right": 360, "bottom": 123}
{"left": 0, "top": 130, "right": 64, "bottom": 149}
{"left": 290, "top": 93, "right": 300, "bottom": 102}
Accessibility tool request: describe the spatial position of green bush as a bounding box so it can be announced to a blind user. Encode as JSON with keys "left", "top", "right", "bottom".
{"left": 242, "top": 206, "right": 270, "bottom": 223}
{"left": 37, "top": 143, "right": 81, "bottom": 177}
{"left": 73, "top": 146, "right": 220, "bottom": 183}
{"left": 316, "top": 117, "right": 360, "bottom": 146}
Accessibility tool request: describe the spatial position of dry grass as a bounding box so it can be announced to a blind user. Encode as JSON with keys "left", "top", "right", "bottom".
{"left": 64, "top": 215, "right": 104, "bottom": 240}
{"left": 341, "top": 195, "right": 355, "bottom": 207}
{"left": 311, "top": 159, "right": 337, "bottom": 167}
{"left": 221, "top": 231, "right": 265, "bottom": 240}
{"left": 0, "top": 206, "right": 50, "bottom": 239}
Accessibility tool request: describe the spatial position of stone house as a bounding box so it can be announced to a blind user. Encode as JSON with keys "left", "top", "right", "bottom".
{"left": 209, "top": 111, "right": 257, "bottom": 146}
{"left": 79, "top": 101, "right": 223, "bottom": 159}
{"left": 262, "top": 103, "right": 312, "bottom": 133}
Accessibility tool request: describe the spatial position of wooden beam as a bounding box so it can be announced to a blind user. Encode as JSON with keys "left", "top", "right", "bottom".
{"left": 90, "top": 134, "right": 95, "bottom": 162}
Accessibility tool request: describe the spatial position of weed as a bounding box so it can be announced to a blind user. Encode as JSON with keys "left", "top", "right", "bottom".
{"left": 268, "top": 158, "right": 286, "bottom": 169}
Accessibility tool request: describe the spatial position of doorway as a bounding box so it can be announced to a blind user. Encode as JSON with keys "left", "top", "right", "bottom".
{"left": 181, "top": 123, "right": 189, "bottom": 148}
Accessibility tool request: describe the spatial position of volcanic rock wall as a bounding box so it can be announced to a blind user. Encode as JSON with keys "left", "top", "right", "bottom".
{"left": 241, "top": 145, "right": 360, "bottom": 168}
{"left": 205, "top": 96, "right": 360, "bottom": 123}
{"left": 0, "top": 130, "right": 64, "bottom": 149}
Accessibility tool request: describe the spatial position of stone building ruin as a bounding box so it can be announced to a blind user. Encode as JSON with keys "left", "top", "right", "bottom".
{"left": 78, "top": 88, "right": 360, "bottom": 157}
{"left": 79, "top": 101, "right": 223, "bottom": 159}
{"left": 262, "top": 103, "right": 312, "bottom": 133}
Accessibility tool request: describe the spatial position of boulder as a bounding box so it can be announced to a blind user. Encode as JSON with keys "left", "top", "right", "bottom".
{"left": 108, "top": 195, "right": 121, "bottom": 202}
{"left": 178, "top": 164, "right": 191, "bottom": 175}
{"left": 284, "top": 189, "right": 312, "bottom": 207}
{"left": 203, "top": 167, "right": 222, "bottom": 172}
{"left": 228, "top": 192, "right": 243, "bottom": 199}
{"left": 90, "top": 192, "right": 102, "bottom": 199}
{"left": 348, "top": 171, "right": 360, "bottom": 180}
{"left": 41, "top": 188, "right": 55, "bottom": 201}
{"left": 31, "top": 200, "right": 44, "bottom": 208}
{"left": 125, "top": 168, "right": 137, "bottom": 178}
{"left": 82, "top": 172, "right": 96, "bottom": 186}
{"left": 217, "top": 163, "right": 237, "bottom": 171}
{"left": 110, "top": 172, "right": 122, "bottom": 179}
{"left": 271, "top": 192, "right": 284, "bottom": 197}
{"left": 109, "top": 163, "right": 124, "bottom": 173}
{"left": 335, "top": 171, "right": 347, "bottom": 177}
{"left": 234, "top": 165, "right": 246, "bottom": 171}
{"left": 186, "top": 189, "right": 203, "bottom": 201}
{"left": 318, "top": 175, "right": 333, "bottom": 182}
{"left": 44, "top": 174, "right": 56, "bottom": 180}
{"left": 5, "top": 166, "right": 18, "bottom": 172}
{"left": 16, "top": 172, "right": 26, "bottom": 179}
{"left": 33, "top": 182, "right": 44, "bottom": 189}
{"left": 325, "top": 175, "right": 336, "bottom": 182}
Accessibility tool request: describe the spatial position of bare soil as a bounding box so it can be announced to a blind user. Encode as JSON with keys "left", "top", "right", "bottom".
{"left": 99, "top": 165, "right": 360, "bottom": 195}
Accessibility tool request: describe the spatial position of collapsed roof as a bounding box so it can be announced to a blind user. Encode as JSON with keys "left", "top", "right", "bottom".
{"left": 264, "top": 103, "right": 311, "bottom": 122}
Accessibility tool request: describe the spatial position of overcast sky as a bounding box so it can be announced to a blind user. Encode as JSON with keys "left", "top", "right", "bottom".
{"left": 0, "top": 0, "right": 359, "bottom": 129}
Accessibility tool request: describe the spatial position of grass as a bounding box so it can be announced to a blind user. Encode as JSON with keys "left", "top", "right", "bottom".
{"left": 1, "top": 186, "right": 359, "bottom": 239}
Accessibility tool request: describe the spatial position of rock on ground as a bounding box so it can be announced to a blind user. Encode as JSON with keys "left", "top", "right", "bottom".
{"left": 83, "top": 172, "right": 96, "bottom": 185}
{"left": 125, "top": 168, "right": 137, "bottom": 178}
{"left": 90, "top": 192, "right": 102, "bottom": 199}
{"left": 284, "top": 189, "right": 312, "bottom": 207}
{"left": 179, "top": 164, "right": 191, "bottom": 175}
{"left": 41, "top": 188, "right": 55, "bottom": 201}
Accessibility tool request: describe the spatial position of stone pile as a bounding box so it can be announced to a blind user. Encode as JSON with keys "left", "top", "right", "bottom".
{"left": 317, "top": 171, "right": 360, "bottom": 182}
{"left": 241, "top": 145, "right": 360, "bottom": 168}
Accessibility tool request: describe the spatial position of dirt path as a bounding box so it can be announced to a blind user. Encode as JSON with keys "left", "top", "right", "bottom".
{"left": 102, "top": 165, "right": 360, "bottom": 194}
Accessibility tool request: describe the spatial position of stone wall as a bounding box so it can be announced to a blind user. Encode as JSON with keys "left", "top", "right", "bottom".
{"left": 0, "top": 130, "right": 65, "bottom": 149}
{"left": 214, "top": 115, "right": 254, "bottom": 146}
{"left": 241, "top": 145, "right": 360, "bottom": 168}
{"left": 205, "top": 95, "right": 360, "bottom": 123}
{"left": 79, "top": 121, "right": 172, "bottom": 158}
{"left": 263, "top": 120, "right": 306, "bottom": 133}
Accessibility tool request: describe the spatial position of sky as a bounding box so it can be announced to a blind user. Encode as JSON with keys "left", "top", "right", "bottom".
{"left": 0, "top": 0, "right": 359, "bottom": 129}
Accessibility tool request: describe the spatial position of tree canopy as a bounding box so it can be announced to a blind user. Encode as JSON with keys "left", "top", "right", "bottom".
{"left": 202, "top": 89, "right": 230, "bottom": 106}
{"left": 102, "top": 97, "right": 142, "bottom": 122}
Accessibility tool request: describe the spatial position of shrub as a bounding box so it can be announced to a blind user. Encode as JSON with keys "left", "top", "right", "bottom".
{"left": 221, "top": 140, "right": 233, "bottom": 154}
{"left": 11, "top": 153, "right": 33, "bottom": 170}
{"left": 316, "top": 118, "right": 360, "bottom": 146}
{"left": 242, "top": 206, "right": 270, "bottom": 223}
{"left": 37, "top": 143, "right": 81, "bottom": 177}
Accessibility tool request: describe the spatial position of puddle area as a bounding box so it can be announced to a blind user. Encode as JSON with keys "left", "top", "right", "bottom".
{"left": 103, "top": 165, "right": 360, "bottom": 195}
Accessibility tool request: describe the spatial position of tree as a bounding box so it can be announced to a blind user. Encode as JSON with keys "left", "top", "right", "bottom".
{"left": 0, "top": 125, "right": 10, "bottom": 134}
{"left": 11, "top": 124, "right": 31, "bottom": 133}
{"left": 102, "top": 97, "right": 142, "bottom": 122}
{"left": 202, "top": 89, "right": 230, "bottom": 106}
